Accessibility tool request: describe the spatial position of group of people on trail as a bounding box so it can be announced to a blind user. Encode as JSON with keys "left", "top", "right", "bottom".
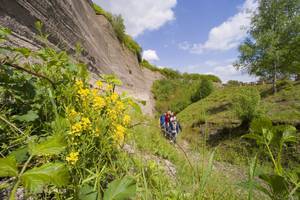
{"left": 159, "top": 111, "right": 182, "bottom": 142}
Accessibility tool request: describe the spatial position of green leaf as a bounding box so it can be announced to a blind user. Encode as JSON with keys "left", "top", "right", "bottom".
{"left": 14, "top": 47, "right": 31, "bottom": 58}
{"left": 78, "top": 184, "right": 98, "bottom": 200}
{"left": 14, "top": 110, "right": 39, "bottom": 122}
{"left": 103, "top": 176, "right": 136, "bottom": 200}
{"left": 29, "top": 135, "right": 66, "bottom": 156}
{"left": 242, "top": 133, "right": 264, "bottom": 144}
{"left": 8, "top": 147, "right": 28, "bottom": 163}
{"left": 258, "top": 174, "right": 289, "bottom": 199}
{"left": 0, "top": 157, "right": 18, "bottom": 177}
{"left": 282, "top": 126, "right": 297, "bottom": 144}
{"left": 21, "top": 162, "right": 69, "bottom": 193}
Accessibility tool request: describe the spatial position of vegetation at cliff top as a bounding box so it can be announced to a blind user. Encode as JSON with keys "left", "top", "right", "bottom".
{"left": 92, "top": 3, "right": 142, "bottom": 62}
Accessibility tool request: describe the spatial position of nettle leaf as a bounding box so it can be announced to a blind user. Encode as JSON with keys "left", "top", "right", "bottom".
{"left": 242, "top": 133, "right": 264, "bottom": 144}
{"left": 103, "top": 176, "right": 136, "bottom": 200}
{"left": 14, "top": 110, "right": 39, "bottom": 122}
{"left": 8, "top": 146, "right": 29, "bottom": 163}
{"left": 78, "top": 184, "right": 98, "bottom": 200}
{"left": 0, "top": 157, "right": 18, "bottom": 177}
{"left": 282, "top": 126, "right": 297, "bottom": 144}
{"left": 29, "top": 135, "right": 66, "bottom": 156}
{"left": 258, "top": 174, "right": 289, "bottom": 199}
{"left": 21, "top": 162, "right": 69, "bottom": 193}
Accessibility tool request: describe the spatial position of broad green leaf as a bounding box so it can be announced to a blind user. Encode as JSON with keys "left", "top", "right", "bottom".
{"left": 29, "top": 135, "right": 66, "bottom": 156}
{"left": 242, "top": 133, "right": 264, "bottom": 144}
{"left": 282, "top": 126, "right": 297, "bottom": 144}
{"left": 258, "top": 174, "right": 289, "bottom": 199}
{"left": 21, "top": 162, "right": 69, "bottom": 193}
{"left": 78, "top": 184, "right": 98, "bottom": 200}
{"left": 262, "top": 129, "right": 273, "bottom": 144}
{"left": 14, "top": 110, "right": 39, "bottom": 122}
{"left": 8, "top": 147, "right": 28, "bottom": 163}
{"left": 0, "top": 157, "right": 18, "bottom": 177}
{"left": 103, "top": 176, "right": 136, "bottom": 200}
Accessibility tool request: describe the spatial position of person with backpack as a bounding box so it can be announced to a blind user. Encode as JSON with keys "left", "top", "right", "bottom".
{"left": 159, "top": 112, "right": 166, "bottom": 130}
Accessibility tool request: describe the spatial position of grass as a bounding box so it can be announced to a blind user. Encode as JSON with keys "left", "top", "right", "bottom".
{"left": 126, "top": 112, "right": 252, "bottom": 199}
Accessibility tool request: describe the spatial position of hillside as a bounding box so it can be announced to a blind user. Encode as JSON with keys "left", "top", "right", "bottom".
{"left": 177, "top": 81, "right": 300, "bottom": 165}
{"left": 0, "top": 0, "right": 162, "bottom": 115}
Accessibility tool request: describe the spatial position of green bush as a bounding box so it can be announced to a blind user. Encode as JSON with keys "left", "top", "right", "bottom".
{"left": 233, "top": 87, "right": 262, "bottom": 124}
{"left": 92, "top": 4, "right": 142, "bottom": 60}
{"left": 191, "top": 79, "right": 214, "bottom": 102}
{"left": 92, "top": 3, "right": 113, "bottom": 23}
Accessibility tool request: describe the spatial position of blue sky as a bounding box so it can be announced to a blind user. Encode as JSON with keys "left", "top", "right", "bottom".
{"left": 93, "top": 0, "right": 258, "bottom": 82}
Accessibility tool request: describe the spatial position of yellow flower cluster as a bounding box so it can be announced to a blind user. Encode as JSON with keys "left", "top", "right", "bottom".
{"left": 78, "top": 88, "right": 90, "bottom": 99}
{"left": 66, "top": 151, "right": 79, "bottom": 165}
{"left": 67, "top": 108, "right": 79, "bottom": 119}
{"left": 81, "top": 117, "right": 91, "bottom": 130}
{"left": 107, "top": 109, "right": 118, "bottom": 121}
{"left": 110, "top": 92, "right": 119, "bottom": 102}
{"left": 113, "top": 124, "right": 125, "bottom": 144}
{"left": 75, "top": 80, "right": 83, "bottom": 88}
{"left": 96, "top": 80, "right": 103, "bottom": 88}
{"left": 93, "top": 96, "right": 106, "bottom": 109}
{"left": 70, "top": 117, "right": 91, "bottom": 136}
{"left": 123, "top": 115, "right": 131, "bottom": 126}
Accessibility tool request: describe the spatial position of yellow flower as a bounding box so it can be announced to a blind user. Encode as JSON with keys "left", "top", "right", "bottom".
{"left": 81, "top": 117, "right": 91, "bottom": 130}
{"left": 123, "top": 115, "right": 131, "bottom": 126}
{"left": 93, "top": 96, "right": 106, "bottom": 109}
{"left": 110, "top": 92, "right": 119, "bottom": 102}
{"left": 94, "top": 128, "right": 101, "bottom": 137}
{"left": 96, "top": 80, "right": 103, "bottom": 88}
{"left": 71, "top": 122, "right": 82, "bottom": 136}
{"left": 107, "top": 109, "right": 117, "bottom": 120}
{"left": 113, "top": 124, "right": 125, "bottom": 144}
{"left": 75, "top": 80, "right": 83, "bottom": 88}
{"left": 68, "top": 108, "right": 78, "bottom": 119}
{"left": 106, "top": 84, "right": 113, "bottom": 91}
{"left": 91, "top": 89, "right": 98, "bottom": 97}
{"left": 66, "top": 151, "right": 79, "bottom": 165}
{"left": 115, "top": 101, "right": 125, "bottom": 111}
{"left": 78, "top": 88, "right": 90, "bottom": 99}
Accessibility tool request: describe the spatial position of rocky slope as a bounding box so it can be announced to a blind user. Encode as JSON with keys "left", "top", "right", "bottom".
{"left": 0, "top": 0, "right": 162, "bottom": 115}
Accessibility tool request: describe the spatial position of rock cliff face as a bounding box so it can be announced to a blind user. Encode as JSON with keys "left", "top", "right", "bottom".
{"left": 0, "top": 0, "right": 162, "bottom": 115}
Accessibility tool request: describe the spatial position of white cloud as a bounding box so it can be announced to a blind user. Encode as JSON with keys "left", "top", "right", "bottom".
{"left": 180, "top": 59, "right": 257, "bottom": 83}
{"left": 142, "top": 49, "right": 160, "bottom": 61}
{"left": 93, "top": 0, "right": 177, "bottom": 37}
{"left": 179, "top": 0, "right": 258, "bottom": 54}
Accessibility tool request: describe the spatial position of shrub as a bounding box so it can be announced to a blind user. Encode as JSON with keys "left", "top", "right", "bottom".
{"left": 0, "top": 25, "right": 136, "bottom": 199}
{"left": 92, "top": 3, "right": 113, "bottom": 23}
{"left": 191, "top": 79, "right": 214, "bottom": 102}
{"left": 92, "top": 4, "right": 142, "bottom": 60}
{"left": 233, "top": 87, "right": 262, "bottom": 124}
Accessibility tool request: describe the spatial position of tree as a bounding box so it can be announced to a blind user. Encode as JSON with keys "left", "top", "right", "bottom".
{"left": 235, "top": 0, "right": 300, "bottom": 93}
{"left": 191, "top": 79, "right": 214, "bottom": 102}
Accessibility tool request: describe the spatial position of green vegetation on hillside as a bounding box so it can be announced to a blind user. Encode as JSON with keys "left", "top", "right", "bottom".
{"left": 92, "top": 3, "right": 142, "bottom": 62}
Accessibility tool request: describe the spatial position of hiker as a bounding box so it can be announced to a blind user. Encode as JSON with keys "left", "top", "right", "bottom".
{"left": 165, "top": 111, "right": 171, "bottom": 132}
{"left": 159, "top": 112, "right": 166, "bottom": 129}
